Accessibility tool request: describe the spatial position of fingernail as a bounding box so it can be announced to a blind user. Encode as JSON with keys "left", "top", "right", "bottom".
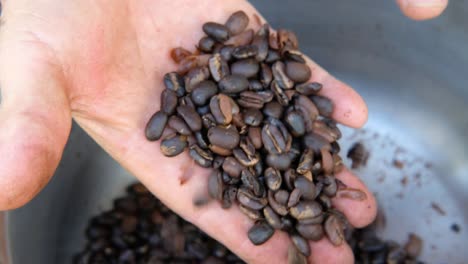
{"left": 403, "top": 0, "right": 447, "bottom": 7}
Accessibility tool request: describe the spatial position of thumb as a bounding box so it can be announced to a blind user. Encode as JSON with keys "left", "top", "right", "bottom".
{"left": 0, "top": 13, "right": 71, "bottom": 209}
{"left": 396, "top": 0, "right": 449, "bottom": 20}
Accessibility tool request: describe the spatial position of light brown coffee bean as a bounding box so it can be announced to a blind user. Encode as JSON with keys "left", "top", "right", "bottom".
{"left": 285, "top": 61, "right": 311, "bottom": 83}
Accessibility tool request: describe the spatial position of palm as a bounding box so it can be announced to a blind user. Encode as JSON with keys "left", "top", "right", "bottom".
{"left": 0, "top": 0, "right": 376, "bottom": 263}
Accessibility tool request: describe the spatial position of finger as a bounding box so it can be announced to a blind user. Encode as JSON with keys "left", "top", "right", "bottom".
{"left": 309, "top": 239, "right": 354, "bottom": 264}
{"left": 331, "top": 168, "right": 377, "bottom": 228}
{"left": 0, "top": 17, "right": 71, "bottom": 209}
{"left": 396, "top": 0, "right": 449, "bottom": 20}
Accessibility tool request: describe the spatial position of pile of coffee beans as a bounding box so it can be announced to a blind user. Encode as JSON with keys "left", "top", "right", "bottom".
{"left": 74, "top": 183, "right": 245, "bottom": 264}
{"left": 145, "top": 10, "right": 366, "bottom": 258}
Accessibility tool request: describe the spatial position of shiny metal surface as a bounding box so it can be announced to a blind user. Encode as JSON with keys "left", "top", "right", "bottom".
{"left": 3, "top": 0, "right": 468, "bottom": 263}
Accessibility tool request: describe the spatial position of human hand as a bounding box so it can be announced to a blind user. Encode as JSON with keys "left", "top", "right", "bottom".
{"left": 0, "top": 0, "right": 447, "bottom": 263}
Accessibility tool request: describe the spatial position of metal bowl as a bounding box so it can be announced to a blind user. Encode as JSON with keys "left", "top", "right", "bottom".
{"left": 2, "top": 0, "right": 467, "bottom": 263}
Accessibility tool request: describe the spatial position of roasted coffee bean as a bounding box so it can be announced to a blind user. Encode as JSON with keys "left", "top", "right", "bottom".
{"left": 210, "top": 94, "right": 236, "bottom": 125}
{"left": 191, "top": 81, "right": 218, "bottom": 107}
{"left": 285, "top": 110, "right": 306, "bottom": 137}
{"left": 199, "top": 36, "right": 215, "bottom": 52}
{"left": 195, "top": 132, "right": 209, "bottom": 150}
{"left": 210, "top": 156, "right": 224, "bottom": 171}
{"left": 189, "top": 145, "right": 214, "bottom": 168}
{"left": 237, "top": 91, "right": 264, "bottom": 109}
{"left": 218, "top": 75, "right": 249, "bottom": 93}
{"left": 241, "top": 169, "right": 262, "bottom": 196}
{"left": 266, "top": 153, "right": 292, "bottom": 170}
{"left": 222, "top": 186, "right": 238, "bottom": 209}
{"left": 283, "top": 49, "right": 306, "bottom": 63}
{"left": 177, "top": 105, "right": 202, "bottom": 131}
{"left": 239, "top": 137, "right": 256, "bottom": 157}
{"left": 274, "top": 190, "right": 290, "bottom": 206}
{"left": 262, "top": 119, "right": 291, "bottom": 154}
{"left": 283, "top": 169, "right": 297, "bottom": 191}
{"left": 248, "top": 221, "right": 274, "bottom": 245}
{"left": 310, "top": 95, "right": 334, "bottom": 118}
{"left": 209, "top": 144, "right": 233, "bottom": 156}
{"left": 208, "top": 170, "right": 224, "bottom": 200}
{"left": 295, "top": 82, "right": 322, "bottom": 95}
{"left": 164, "top": 72, "right": 186, "bottom": 97}
{"left": 295, "top": 95, "right": 319, "bottom": 131}
{"left": 225, "top": 29, "right": 254, "bottom": 47}
{"left": 312, "top": 120, "right": 341, "bottom": 143}
{"left": 291, "top": 234, "right": 310, "bottom": 257}
{"left": 318, "top": 194, "right": 332, "bottom": 209}
{"left": 271, "top": 80, "right": 290, "bottom": 106}
{"left": 296, "top": 223, "right": 324, "bottom": 241}
{"left": 253, "top": 159, "right": 264, "bottom": 176}
{"left": 258, "top": 63, "right": 273, "bottom": 88}
{"left": 404, "top": 233, "right": 422, "bottom": 259}
{"left": 285, "top": 61, "right": 311, "bottom": 83}
{"left": 347, "top": 142, "right": 369, "bottom": 169}
{"left": 160, "top": 135, "right": 187, "bottom": 157}
{"left": 267, "top": 190, "right": 288, "bottom": 216}
{"left": 287, "top": 188, "right": 302, "bottom": 208}
{"left": 208, "top": 53, "right": 230, "bottom": 82}
{"left": 272, "top": 61, "right": 294, "bottom": 89}
{"left": 239, "top": 204, "right": 262, "bottom": 221}
{"left": 237, "top": 187, "right": 267, "bottom": 210}
{"left": 219, "top": 45, "right": 235, "bottom": 61}
{"left": 248, "top": 127, "right": 263, "bottom": 149}
{"left": 303, "top": 133, "right": 331, "bottom": 153}
{"left": 202, "top": 22, "right": 229, "bottom": 42}
{"left": 171, "top": 47, "right": 192, "bottom": 63}
{"left": 263, "top": 101, "right": 284, "bottom": 119}
{"left": 265, "top": 49, "right": 281, "bottom": 64}
{"left": 145, "top": 111, "right": 168, "bottom": 141}
{"left": 299, "top": 214, "right": 324, "bottom": 225}
{"left": 201, "top": 113, "right": 217, "bottom": 129}
{"left": 233, "top": 148, "right": 259, "bottom": 167}
{"left": 185, "top": 66, "right": 210, "bottom": 93}
{"left": 288, "top": 244, "right": 308, "bottom": 264}
{"left": 222, "top": 157, "right": 244, "bottom": 178}
{"left": 231, "top": 113, "right": 247, "bottom": 134}
{"left": 277, "top": 29, "right": 299, "bottom": 50}
{"left": 161, "top": 89, "right": 179, "bottom": 115}
{"left": 263, "top": 206, "right": 282, "bottom": 229}
{"left": 207, "top": 125, "right": 240, "bottom": 150}
{"left": 333, "top": 154, "right": 344, "bottom": 174}
{"left": 294, "top": 176, "right": 316, "bottom": 200}
{"left": 321, "top": 148, "right": 334, "bottom": 175}
{"left": 323, "top": 175, "right": 338, "bottom": 197}
{"left": 324, "top": 214, "right": 345, "bottom": 246}
{"left": 179, "top": 95, "right": 196, "bottom": 110}
{"left": 232, "top": 45, "right": 258, "bottom": 59}
{"left": 167, "top": 116, "right": 191, "bottom": 136}
{"left": 231, "top": 58, "right": 259, "bottom": 78}
{"left": 265, "top": 167, "right": 282, "bottom": 191}
{"left": 160, "top": 127, "right": 177, "bottom": 144}
{"left": 296, "top": 148, "right": 314, "bottom": 175}
{"left": 243, "top": 108, "right": 263, "bottom": 126}
{"left": 252, "top": 24, "right": 269, "bottom": 62}
{"left": 248, "top": 80, "right": 263, "bottom": 91}
{"left": 225, "top": 11, "right": 249, "bottom": 35}
{"left": 222, "top": 171, "right": 240, "bottom": 185}
{"left": 289, "top": 201, "right": 323, "bottom": 220}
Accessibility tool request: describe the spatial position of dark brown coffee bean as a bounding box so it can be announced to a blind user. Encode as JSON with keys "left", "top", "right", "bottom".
{"left": 294, "top": 176, "right": 316, "bottom": 200}
{"left": 248, "top": 221, "right": 274, "bottom": 245}
{"left": 347, "top": 142, "right": 369, "bottom": 169}
{"left": 224, "top": 29, "right": 254, "bottom": 47}
{"left": 323, "top": 175, "right": 338, "bottom": 197}
{"left": 179, "top": 95, "right": 196, "bottom": 110}
{"left": 248, "top": 127, "right": 263, "bottom": 149}
{"left": 289, "top": 201, "right": 323, "bottom": 220}
{"left": 324, "top": 214, "right": 345, "bottom": 246}
{"left": 291, "top": 234, "right": 310, "bottom": 257}
{"left": 207, "top": 125, "right": 240, "bottom": 150}
{"left": 258, "top": 63, "right": 273, "bottom": 88}
{"left": 199, "top": 36, "right": 215, "bottom": 52}
{"left": 285, "top": 61, "right": 311, "bottom": 83}
{"left": 232, "top": 45, "right": 258, "bottom": 59}
{"left": 219, "top": 45, "right": 235, "bottom": 61}
{"left": 254, "top": 159, "right": 264, "bottom": 176}
{"left": 202, "top": 22, "right": 229, "bottom": 42}
{"left": 310, "top": 95, "right": 334, "bottom": 118}
{"left": 239, "top": 136, "right": 256, "bottom": 157}
{"left": 284, "top": 169, "right": 297, "bottom": 191}
{"left": 233, "top": 148, "right": 259, "bottom": 167}
{"left": 263, "top": 206, "right": 282, "bottom": 229}
{"left": 267, "top": 190, "right": 288, "bottom": 216}
{"left": 243, "top": 108, "right": 263, "bottom": 126}
{"left": 218, "top": 75, "right": 249, "bottom": 93}
{"left": 201, "top": 113, "right": 216, "bottom": 129}
{"left": 295, "top": 82, "right": 322, "bottom": 95}
{"left": 177, "top": 105, "right": 202, "bottom": 131}
{"left": 209, "top": 144, "right": 232, "bottom": 156}
{"left": 296, "top": 148, "right": 314, "bottom": 175}
{"left": 208, "top": 53, "right": 230, "bottom": 82}
{"left": 303, "top": 133, "right": 331, "bottom": 154}
{"left": 295, "top": 95, "right": 319, "bottom": 131}
{"left": 271, "top": 80, "right": 290, "bottom": 106}
{"left": 318, "top": 194, "right": 332, "bottom": 209}
{"left": 298, "top": 214, "right": 324, "bottom": 225}
{"left": 252, "top": 24, "right": 269, "bottom": 62}
{"left": 237, "top": 187, "right": 267, "bottom": 210}
{"left": 404, "top": 233, "right": 422, "bottom": 259}
{"left": 262, "top": 119, "right": 291, "bottom": 154}
{"left": 287, "top": 188, "right": 302, "bottom": 209}
{"left": 222, "top": 186, "right": 238, "bottom": 209}
{"left": 265, "top": 49, "right": 281, "bottom": 64}
{"left": 248, "top": 80, "right": 263, "bottom": 91}
{"left": 288, "top": 244, "right": 308, "bottom": 264}
{"left": 239, "top": 204, "right": 262, "bottom": 221}
{"left": 241, "top": 169, "right": 262, "bottom": 196}
{"left": 208, "top": 170, "right": 224, "bottom": 200}
{"left": 212, "top": 156, "right": 225, "bottom": 170}
{"left": 185, "top": 66, "right": 210, "bottom": 93}
{"left": 166, "top": 116, "right": 190, "bottom": 136}
{"left": 222, "top": 157, "right": 244, "bottom": 178}
{"left": 263, "top": 101, "right": 283, "bottom": 119}
{"left": 277, "top": 29, "right": 299, "bottom": 50}
{"left": 145, "top": 111, "right": 168, "bottom": 141}
{"left": 272, "top": 61, "right": 294, "bottom": 89}
{"left": 210, "top": 94, "right": 238, "bottom": 125}
{"left": 265, "top": 167, "right": 282, "bottom": 191}
{"left": 225, "top": 10, "right": 249, "bottom": 35}
{"left": 232, "top": 113, "right": 248, "bottom": 135}
{"left": 285, "top": 110, "right": 306, "bottom": 137}
{"left": 231, "top": 58, "right": 259, "bottom": 78}
{"left": 283, "top": 49, "right": 306, "bottom": 63}
{"left": 237, "top": 91, "right": 266, "bottom": 109}
{"left": 296, "top": 223, "right": 324, "bottom": 241}
{"left": 266, "top": 153, "right": 292, "bottom": 170}
{"left": 189, "top": 145, "right": 213, "bottom": 168}
{"left": 164, "top": 72, "right": 186, "bottom": 97}
{"left": 320, "top": 148, "right": 334, "bottom": 175}
{"left": 171, "top": 47, "right": 191, "bottom": 63}
{"left": 160, "top": 135, "right": 187, "bottom": 157}
{"left": 312, "top": 121, "right": 341, "bottom": 143}
{"left": 161, "top": 89, "right": 178, "bottom": 115}
{"left": 274, "top": 190, "right": 289, "bottom": 206}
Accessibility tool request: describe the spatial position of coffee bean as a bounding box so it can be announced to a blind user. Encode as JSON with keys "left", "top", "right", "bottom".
{"left": 218, "top": 75, "right": 249, "bottom": 94}
{"left": 263, "top": 167, "right": 281, "bottom": 191}
{"left": 202, "top": 22, "right": 229, "bottom": 42}
{"left": 318, "top": 194, "right": 332, "bottom": 209}
{"left": 257, "top": 63, "right": 273, "bottom": 88}
{"left": 208, "top": 170, "right": 224, "bottom": 200}
{"left": 263, "top": 101, "right": 283, "bottom": 119}
{"left": 189, "top": 145, "right": 214, "bottom": 168}
{"left": 209, "top": 144, "right": 232, "bottom": 156}
{"left": 212, "top": 156, "right": 225, "bottom": 170}
{"left": 160, "top": 135, "right": 187, "bottom": 157}
{"left": 266, "top": 153, "right": 292, "bottom": 170}
{"left": 285, "top": 61, "right": 311, "bottom": 83}
{"left": 248, "top": 221, "right": 274, "bottom": 245}
{"left": 179, "top": 95, "right": 196, "bottom": 110}
{"left": 291, "top": 234, "right": 310, "bottom": 257}
{"left": 171, "top": 47, "right": 192, "bottom": 63}
{"left": 271, "top": 80, "right": 290, "bottom": 106}
{"left": 272, "top": 61, "right": 294, "bottom": 89}
{"left": 231, "top": 59, "right": 259, "bottom": 79}
{"left": 320, "top": 148, "right": 334, "bottom": 175}
{"left": 283, "top": 49, "right": 306, "bottom": 63}
{"left": 233, "top": 148, "right": 259, "bottom": 167}
{"left": 324, "top": 214, "right": 345, "bottom": 246}
{"left": 347, "top": 142, "right": 369, "bottom": 169}
{"left": 247, "top": 127, "right": 263, "bottom": 149}
{"left": 262, "top": 119, "right": 291, "bottom": 154}
{"left": 225, "top": 11, "right": 249, "bottom": 36}
{"left": 289, "top": 201, "right": 323, "bottom": 220}
{"left": 254, "top": 159, "right": 264, "bottom": 176}
{"left": 199, "top": 36, "right": 215, "bottom": 52}
{"left": 219, "top": 45, "right": 235, "bottom": 61}
{"left": 145, "top": 111, "right": 168, "bottom": 141}
{"left": 237, "top": 187, "right": 267, "bottom": 210}
{"left": 404, "top": 233, "right": 422, "bottom": 259}
{"left": 295, "top": 95, "right": 319, "bottom": 131}
{"left": 167, "top": 116, "right": 190, "bottom": 136}
{"left": 295, "top": 82, "right": 322, "bottom": 95}
{"left": 310, "top": 95, "right": 334, "bottom": 118}
{"left": 296, "top": 223, "right": 324, "bottom": 241}
{"left": 242, "top": 108, "right": 263, "bottom": 127}
{"left": 239, "top": 204, "right": 262, "bottom": 221}
{"left": 287, "top": 188, "right": 302, "bottom": 208}
{"left": 287, "top": 244, "right": 308, "bottom": 264}
{"left": 241, "top": 169, "right": 262, "bottom": 196}
{"left": 237, "top": 91, "right": 266, "bottom": 109}
{"left": 161, "top": 89, "right": 179, "bottom": 115}
{"left": 312, "top": 120, "right": 340, "bottom": 143}
{"left": 222, "top": 186, "right": 238, "bottom": 209}
{"left": 207, "top": 125, "right": 240, "bottom": 150}
{"left": 267, "top": 190, "right": 288, "bottom": 216}
{"left": 177, "top": 105, "right": 202, "bottom": 131}
{"left": 239, "top": 136, "right": 256, "bottom": 157}
{"left": 294, "top": 176, "right": 316, "bottom": 200}
{"left": 265, "top": 49, "right": 281, "bottom": 64}
{"left": 274, "top": 190, "right": 290, "bottom": 206}
{"left": 222, "top": 157, "right": 244, "bottom": 178}
{"left": 296, "top": 148, "right": 314, "bottom": 175}
{"left": 277, "top": 29, "right": 298, "bottom": 50}
{"left": 298, "top": 214, "right": 324, "bottom": 225}
{"left": 225, "top": 29, "right": 254, "bottom": 47}
{"left": 323, "top": 176, "right": 337, "bottom": 197}
{"left": 248, "top": 80, "right": 263, "bottom": 91}
{"left": 185, "top": 66, "right": 210, "bottom": 93}
{"left": 164, "top": 72, "right": 186, "bottom": 97}
{"left": 208, "top": 53, "right": 230, "bottom": 82}
{"left": 209, "top": 94, "right": 235, "bottom": 125}
{"left": 263, "top": 206, "right": 282, "bottom": 229}
{"left": 201, "top": 113, "right": 217, "bottom": 129}
{"left": 283, "top": 110, "right": 305, "bottom": 137}
{"left": 303, "top": 133, "right": 331, "bottom": 154}
{"left": 232, "top": 45, "right": 258, "bottom": 59}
